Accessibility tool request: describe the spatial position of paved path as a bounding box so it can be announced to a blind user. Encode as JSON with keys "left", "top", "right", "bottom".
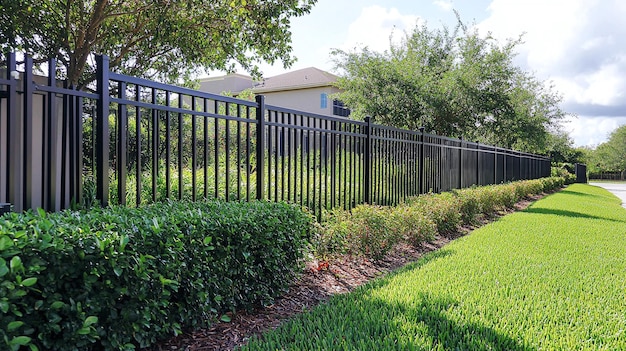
{"left": 589, "top": 182, "right": 626, "bottom": 208}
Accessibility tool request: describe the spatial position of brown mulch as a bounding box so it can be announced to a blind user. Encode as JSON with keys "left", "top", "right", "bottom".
{"left": 146, "top": 195, "right": 541, "bottom": 351}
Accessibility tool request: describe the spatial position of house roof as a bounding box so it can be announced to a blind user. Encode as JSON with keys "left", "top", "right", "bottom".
{"left": 252, "top": 67, "right": 339, "bottom": 93}
{"left": 198, "top": 72, "right": 253, "bottom": 83}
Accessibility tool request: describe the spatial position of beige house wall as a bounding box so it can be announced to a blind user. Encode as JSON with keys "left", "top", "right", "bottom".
{"left": 261, "top": 86, "right": 342, "bottom": 116}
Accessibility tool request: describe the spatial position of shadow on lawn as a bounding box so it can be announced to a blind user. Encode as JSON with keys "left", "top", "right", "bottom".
{"left": 368, "top": 293, "right": 535, "bottom": 351}
{"left": 245, "top": 250, "right": 534, "bottom": 351}
{"left": 524, "top": 207, "right": 626, "bottom": 223}
{"left": 559, "top": 189, "right": 601, "bottom": 198}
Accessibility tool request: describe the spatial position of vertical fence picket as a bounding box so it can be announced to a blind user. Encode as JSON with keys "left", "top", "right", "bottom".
{"left": 95, "top": 55, "right": 110, "bottom": 207}
{"left": 255, "top": 95, "right": 265, "bottom": 200}
{"left": 117, "top": 82, "right": 127, "bottom": 205}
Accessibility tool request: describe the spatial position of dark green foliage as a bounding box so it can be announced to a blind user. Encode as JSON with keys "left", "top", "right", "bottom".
{"left": 332, "top": 16, "right": 567, "bottom": 153}
{"left": 0, "top": 0, "right": 317, "bottom": 87}
{"left": 586, "top": 125, "right": 626, "bottom": 177}
{"left": 0, "top": 201, "right": 311, "bottom": 350}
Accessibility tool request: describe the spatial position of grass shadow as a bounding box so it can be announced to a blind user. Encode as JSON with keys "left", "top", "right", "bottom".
{"left": 374, "top": 292, "right": 535, "bottom": 351}
{"left": 559, "top": 189, "right": 600, "bottom": 198}
{"left": 244, "top": 249, "right": 535, "bottom": 350}
{"left": 245, "top": 289, "right": 535, "bottom": 350}
{"left": 523, "top": 207, "right": 626, "bottom": 223}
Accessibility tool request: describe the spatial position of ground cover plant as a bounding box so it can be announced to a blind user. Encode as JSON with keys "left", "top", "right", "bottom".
{"left": 240, "top": 183, "right": 626, "bottom": 350}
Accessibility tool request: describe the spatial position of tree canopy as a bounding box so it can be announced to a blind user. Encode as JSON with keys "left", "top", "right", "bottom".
{"left": 0, "top": 0, "right": 316, "bottom": 87}
{"left": 332, "top": 18, "right": 567, "bottom": 153}
{"left": 586, "top": 125, "right": 626, "bottom": 176}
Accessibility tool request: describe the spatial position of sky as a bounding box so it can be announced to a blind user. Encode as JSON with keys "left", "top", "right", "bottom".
{"left": 216, "top": 0, "right": 626, "bottom": 148}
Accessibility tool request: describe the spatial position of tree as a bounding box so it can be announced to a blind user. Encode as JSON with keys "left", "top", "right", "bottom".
{"left": 331, "top": 17, "right": 567, "bottom": 152}
{"left": 544, "top": 130, "right": 584, "bottom": 164}
{"left": 588, "top": 125, "right": 626, "bottom": 178}
{"left": 0, "top": 0, "right": 316, "bottom": 88}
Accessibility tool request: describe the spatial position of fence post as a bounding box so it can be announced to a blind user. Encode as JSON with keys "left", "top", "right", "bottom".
{"left": 95, "top": 55, "right": 110, "bottom": 207}
{"left": 517, "top": 151, "right": 522, "bottom": 180}
{"left": 6, "top": 52, "right": 23, "bottom": 212}
{"left": 255, "top": 95, "right": 266, "bottom": 200}
{"left": 458, "top": 137, "right": 463, "bottom": 189}
{"left": 419, "top": 127, "right": 425, "bottom": 194}
{"left": 23, "top": 55, "right": 34, "bottom": 209}
{"left": 364, "top": 116, "right": 372, "bottom": 204}
{"left": 575, "top": 163, "right": 587, "bottom": 183}
{"left": 475, "top": 142, "right": 480, "bottom": 186}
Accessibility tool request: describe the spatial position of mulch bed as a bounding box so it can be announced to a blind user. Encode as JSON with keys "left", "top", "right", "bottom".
{"left": 146, "top": 196, "right": 540, "bottom": 351}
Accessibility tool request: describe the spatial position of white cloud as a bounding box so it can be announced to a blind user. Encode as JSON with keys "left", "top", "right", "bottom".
{"left": 434, "top": 0, "right": 454, "bottom": 12}
{"left": 561, "top": 115, "right": 626, "bottom": 147}
{"left": 479, "top": 0, "right": 626, "bottom": 146}
{"left": 340, "top": 6, "right": 422, "bottom": 53}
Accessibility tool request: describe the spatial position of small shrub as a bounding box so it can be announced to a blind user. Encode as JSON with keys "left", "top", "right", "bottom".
{"left": 349, "top": 205, "right": 402, "bottom": 260}
{"left": 310, "top": 209, "right": 352, "bottom": 259}
{"left": 452, "top": 188, "right": 482, "bottom": 226}
{"left": 392, "top": 205, "right": 437, "bottom": 246}
{"left": 407, "top": 193, "right": 462, "bottom": 237}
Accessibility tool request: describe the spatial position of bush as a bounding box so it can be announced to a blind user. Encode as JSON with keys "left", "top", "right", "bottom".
{"left": 310, "top": 209, "right": 352, "bottom": 259}
{"left": 541, "top": 177, "right": 565, "bottom": 192}
{"left": 452, "top": 188, "right": 482, "bottom": 226}
{"left": 392, "top": 205, "right": 437, "bottom": 246}
{"left": 315, "top": 205, "right": 403, "bottom": 261}
{"left": 406, "top": 193, "right": 462, "bottom": 237}
{"left": 0, "top": 201, "right": 311, "bottom": 351}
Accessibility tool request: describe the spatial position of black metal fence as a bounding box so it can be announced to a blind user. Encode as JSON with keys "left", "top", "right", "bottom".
{"left": 1, "top": 52, "right": 551, "bottom": 215}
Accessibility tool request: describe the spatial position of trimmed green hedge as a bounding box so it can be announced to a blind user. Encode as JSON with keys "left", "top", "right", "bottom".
{"left": 313, "top": 177, "right": 566, "bottom": 260}
{"left": 0, "top": 200, "right": 311, "bottom": 351}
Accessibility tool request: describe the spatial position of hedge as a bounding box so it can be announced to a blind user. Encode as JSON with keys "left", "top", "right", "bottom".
{"left": 0, "top": 200, "right": 312, "bottom": 351}
{"left": 313, "top": 177, "right": 566, "bottom": 260}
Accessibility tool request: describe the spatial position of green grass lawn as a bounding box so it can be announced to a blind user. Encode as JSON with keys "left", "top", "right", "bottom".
{"left": 239, "top": 184, "right": 626, "bottom": 350}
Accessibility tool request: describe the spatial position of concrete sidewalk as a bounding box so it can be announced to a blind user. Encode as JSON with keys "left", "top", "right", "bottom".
{"left": 589, "top": 182, "right": 626, "bottom": 209}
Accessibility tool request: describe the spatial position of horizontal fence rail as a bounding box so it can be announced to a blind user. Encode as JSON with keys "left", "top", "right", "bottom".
{"left": 1, "top": 52, "right": 552, "bottom": 216}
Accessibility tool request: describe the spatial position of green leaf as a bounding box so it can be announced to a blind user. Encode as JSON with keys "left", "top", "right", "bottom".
{"left": 119, "top": 234, "right": 129, "bottom": 251}
{"left": 0, "top": 300, "right": 9, "bottom": 313}
{"left": 0, "top": 235, "right": 12, "bottom": 250}
{"left": 8, "top": 321, "right": 24, "bottom": 331}
{"left": 77, "top": 327, "right": 91, "bottom": 335}
{"left": 152, "top": 218, "right": 160, "bottom": 230}
{"left": 36, "top": 208, "right": 46, "bottom": 218}
{"left": 48, "top": 301, "right": 63, "bottom": 310}
{"left": 0, "top": 263, "right": 9, "bottom": 277}
{"left": 9, "top": 336, "right": 31, "bottom": 346}
{"left": 21, "top": 277, "right": 37, "bottom": 287}
{"left": 83, "top": 316, "right": 98, "bottom": 327}
{"left": 203, "top": 236, "right": 213, "bottom": 245}
{"left": 220, "top": 314, "right": 232, "bottom": 323}
{"left": 10, "top": 256, "right": 23, "bottom": 273}
{"left": 113, "top": 267, "right": 123, "bottom": 277}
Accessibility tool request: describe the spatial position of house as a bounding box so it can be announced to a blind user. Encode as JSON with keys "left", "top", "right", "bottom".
{"left": 198, "top": 67, "right": 350, "bottom": 117}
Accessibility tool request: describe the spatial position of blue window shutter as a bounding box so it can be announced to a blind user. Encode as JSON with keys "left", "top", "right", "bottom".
{"left": 320, "top": 93, "right": 327, "bottom": 109}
